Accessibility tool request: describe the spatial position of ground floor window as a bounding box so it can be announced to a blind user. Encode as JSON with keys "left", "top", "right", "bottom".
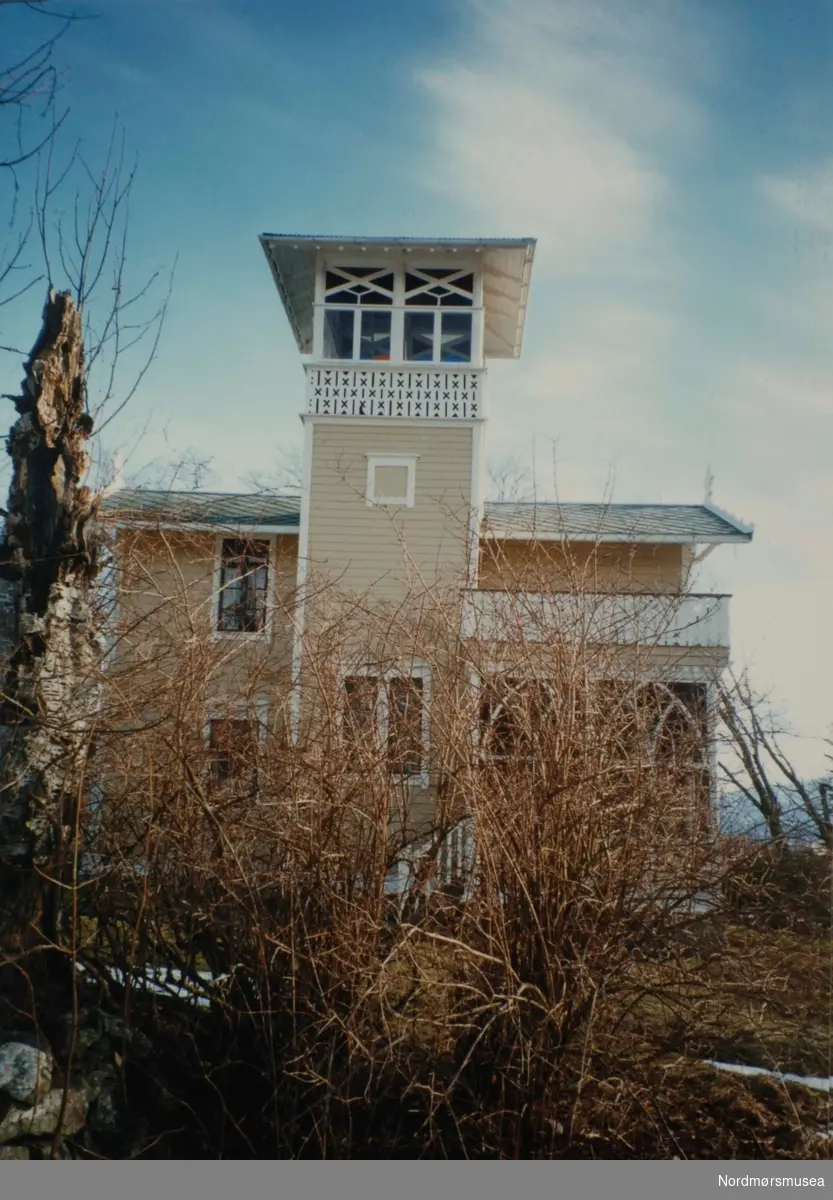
{"left": 207, "top": 712, "right": 265, "bottom": 784}
{"left": 342, "top": 668, "right": 429, "bottom": 782}
{"left": 478, "top": 678, "right": 574, "bottom": 766}
{"left": 477, "top": 676, "right": 710, "bottom": 775}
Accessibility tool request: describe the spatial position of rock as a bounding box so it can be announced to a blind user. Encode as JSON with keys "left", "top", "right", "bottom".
{"left": 0, "top": 1086, "right": 88, "bottom": 1143}
{"left": 88, "top": 1083, "right": 121, "bottom": 1135}
{"left": 28, "top": 1139, "right": 73, "bottom": 1160}
{"left": 0, "top": 1042, "right": 52, "bottom": 1105}
{"left": 0, "top": 1144, "right": 29, "bottom": 1159}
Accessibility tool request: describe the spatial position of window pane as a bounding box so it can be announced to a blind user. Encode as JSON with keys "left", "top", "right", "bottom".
{"left": 440, "top": 312, "right": 472, "bottom": 363}
{"left": 217, "top": 539, "right": 269, "bottom": 633}
{"left": 343, "top": 677, "right": 379, "bottom": 757}
{"left": 325, "top": 289, "right": 358, "bottom": 305}
{"left": 404, "top": 312, "right": 435, "bottom": 361}
{"left": 373, "top": 464, "right": 409, "bottom": 501}
{"left": 441, "top": 272, "right": 474, "bottom": 304}
{"left": 480, "top": 679, "right": 557, "bottom": 761}
{"left": 360, "top": 310, "right": 391, "bottom": 361}
{"left": 209, "top": 718, "right": 256, "bottom": 781}
{"left": 324, "top": 309, "right": 355, "bottom": 359}
{"left": 387, "top": 677, "right": 424, "bottom": 776}
{"left": 326, "top": 268, "right": 393, "bottom": 304}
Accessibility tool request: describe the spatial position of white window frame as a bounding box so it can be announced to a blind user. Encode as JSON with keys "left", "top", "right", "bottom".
{"left": 341, "top": 663, "right": 431, "bottom": 788}
{"left": 402, "top": 308, "right": 476, "bottom": 367}
{"left": 204, "top": 698, "right": 270, "bottom": 742}
{"left": 210, "top": 533, "right": 276, "bottom": 643}
{"left": 365, "top": 453, "right": 418, "bottom": 508}
{"left": 313, "top": 258, "right": 483, "bottom": 366}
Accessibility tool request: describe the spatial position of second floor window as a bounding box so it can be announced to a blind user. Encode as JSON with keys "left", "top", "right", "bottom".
{"left": 216, "top": 538, "right": 269, "bottom": 633}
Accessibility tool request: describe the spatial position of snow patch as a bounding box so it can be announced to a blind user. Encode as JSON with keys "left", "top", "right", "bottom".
{"left": 705, "top": 1059, "right": 832, "bottom": 1093}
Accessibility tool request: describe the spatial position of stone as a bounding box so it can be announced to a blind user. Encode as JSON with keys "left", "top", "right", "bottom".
{"left": 0, "top": 1144, "right": 29, "bottom": 1159}
{"left": 28, "top": 1139, "right": 73, "bottom": 1160}
{"left": 0, "top": 1041, "right": 52, "bottom": 1106}
{"left": 0, "top": 1087, "right": 88, "bottom": 1143}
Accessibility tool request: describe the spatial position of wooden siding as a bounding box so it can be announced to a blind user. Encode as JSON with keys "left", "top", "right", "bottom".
{"left": 306, "top": 422, "right": 473, "bottom": 601}
{"left": 111, "top": 529, "right": 298, "bottom": 707}
{"left": 477, "top": 539, "right": 686, "bottom": 593}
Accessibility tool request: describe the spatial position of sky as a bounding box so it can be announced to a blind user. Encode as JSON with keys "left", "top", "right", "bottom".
{"left": 1, "top": 0, "right": 831, "bottom": 774}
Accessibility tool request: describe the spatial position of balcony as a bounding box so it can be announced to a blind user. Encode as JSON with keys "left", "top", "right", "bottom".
{"left": 460, "top": 591, "right": 730, "bottom": 648}
{"left": 305, "top": 364, "right": 485, "bottom": 419}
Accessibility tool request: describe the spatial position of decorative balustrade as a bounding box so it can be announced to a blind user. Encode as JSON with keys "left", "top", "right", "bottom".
{"left": 305, "top": 365, "right": 484, "bottom": 419}
{"left": 460, "top": 591, "right": 730, "bottom": 648}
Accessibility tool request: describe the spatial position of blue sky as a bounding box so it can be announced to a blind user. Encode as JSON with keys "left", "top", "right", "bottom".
{"left": 1, "top": 0, "right": 831, "bottom": 772}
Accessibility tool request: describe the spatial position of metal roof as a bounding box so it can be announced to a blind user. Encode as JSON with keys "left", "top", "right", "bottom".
{"left": 103, "top": 491, "right": 752, "bottom": 544}
{"left": 482, "top": 502, "right": 753, "bottom": 544}
{"left": 259, "top": 234, "right": 536, "bottom": 359}
{"left": 101, "top": 490, "right": 301, "bottom": 529}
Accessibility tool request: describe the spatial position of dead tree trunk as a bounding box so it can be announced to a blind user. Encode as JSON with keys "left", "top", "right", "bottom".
{"left": 0, "top": 288, "right": 100, "bottom": 991}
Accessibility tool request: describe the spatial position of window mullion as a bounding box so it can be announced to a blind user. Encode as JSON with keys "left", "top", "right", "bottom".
{"left": 392, "top": 268, "right": 405, "bottom": 362}
{"left": 352, "top": 309, "right": 361, "bottom": 361}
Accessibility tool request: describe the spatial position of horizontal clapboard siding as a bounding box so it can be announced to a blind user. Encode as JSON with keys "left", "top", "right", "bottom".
{"left": 307, "top": 423, "right": 473, "bottom": 599}
{"left": 478, "top": 540, "right": 686, "bottom": 593}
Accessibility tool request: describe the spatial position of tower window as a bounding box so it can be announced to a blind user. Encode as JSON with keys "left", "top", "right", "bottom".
{"left": 359, "top": 310, "right": 391, "bottom": 360}
{"left": 325, "top": 267, "right": 394, "bottom": 305}
{"left": 404, "top": 311, "right": 472, "bottom": 363}
{"left": 324, "top": 309, "right": 354, "bottom": 360}
{"left": 404, "top": 269, "right": 473, "bottom": 307}
{"left": 365, "top": 453, "right": 417, "bottom": 507}
{"left": 320, "top": 264, "right": 476, "bottom": 363}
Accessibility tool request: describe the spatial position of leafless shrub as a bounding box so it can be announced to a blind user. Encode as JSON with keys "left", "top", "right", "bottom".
{"left": 1, "top": 498, "right": 827, "bottom": 1157}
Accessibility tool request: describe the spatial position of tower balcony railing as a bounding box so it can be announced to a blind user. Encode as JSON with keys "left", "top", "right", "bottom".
{"left": 460, "top": 590, "right": 731, "bottom": 649}
{"left": 305, "top": 362, "right": 486, "bottom": 419}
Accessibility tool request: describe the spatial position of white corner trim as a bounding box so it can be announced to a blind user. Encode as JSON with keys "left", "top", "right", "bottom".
{"left": 365, "top": 452, "right": 418, "bottom": 508}
{"left": 290, "top": 417, "right": 315, "bottom": 743}
{"left": 468, "top": 422, "right": 486, "bottom": 584}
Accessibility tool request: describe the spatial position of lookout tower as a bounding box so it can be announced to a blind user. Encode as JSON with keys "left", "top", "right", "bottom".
{"left": 259, "top": 235, "right": 536, "bottom": 599}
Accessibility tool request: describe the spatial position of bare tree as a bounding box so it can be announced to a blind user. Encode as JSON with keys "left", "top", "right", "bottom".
{"left": 0, "top": 288, "right": 99, "bottom": 999}
{"left": 245, "top": 445, "right": 303, "bottom": 494}
{"left": 486, "top": 454, "right": 533, "bottom": 503}
{"left": 718, "top": 669, "right": 832, "bottom": 850}
{"left": 0, "top": 2, "right": 74, "bottom": 328}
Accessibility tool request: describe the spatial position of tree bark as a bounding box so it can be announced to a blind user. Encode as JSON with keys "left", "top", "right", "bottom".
{"left": 0, "top": 288, "right": 99, "bottom": 986}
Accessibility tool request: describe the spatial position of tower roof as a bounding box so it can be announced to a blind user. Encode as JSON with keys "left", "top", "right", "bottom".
{"left": 259, "top": 234, "right": 536, "bottom": 359}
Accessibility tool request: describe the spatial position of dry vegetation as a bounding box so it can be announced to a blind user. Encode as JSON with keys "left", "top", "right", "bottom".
{"left": 2, "top": 517, "right": 828, "bottom": 1159}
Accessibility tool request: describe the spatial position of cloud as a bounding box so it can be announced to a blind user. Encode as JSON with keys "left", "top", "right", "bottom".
{"left": 760, "top": 163, "right": 833, "bottom": 236}
{"left": 417, "top": 66, "right": 666, "bottom": 270}
{"left": 415, "top": 0, "right": 714, "bottom": 273}
{"left": 412, "top": 0, "right": 832, "bottom": 773}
